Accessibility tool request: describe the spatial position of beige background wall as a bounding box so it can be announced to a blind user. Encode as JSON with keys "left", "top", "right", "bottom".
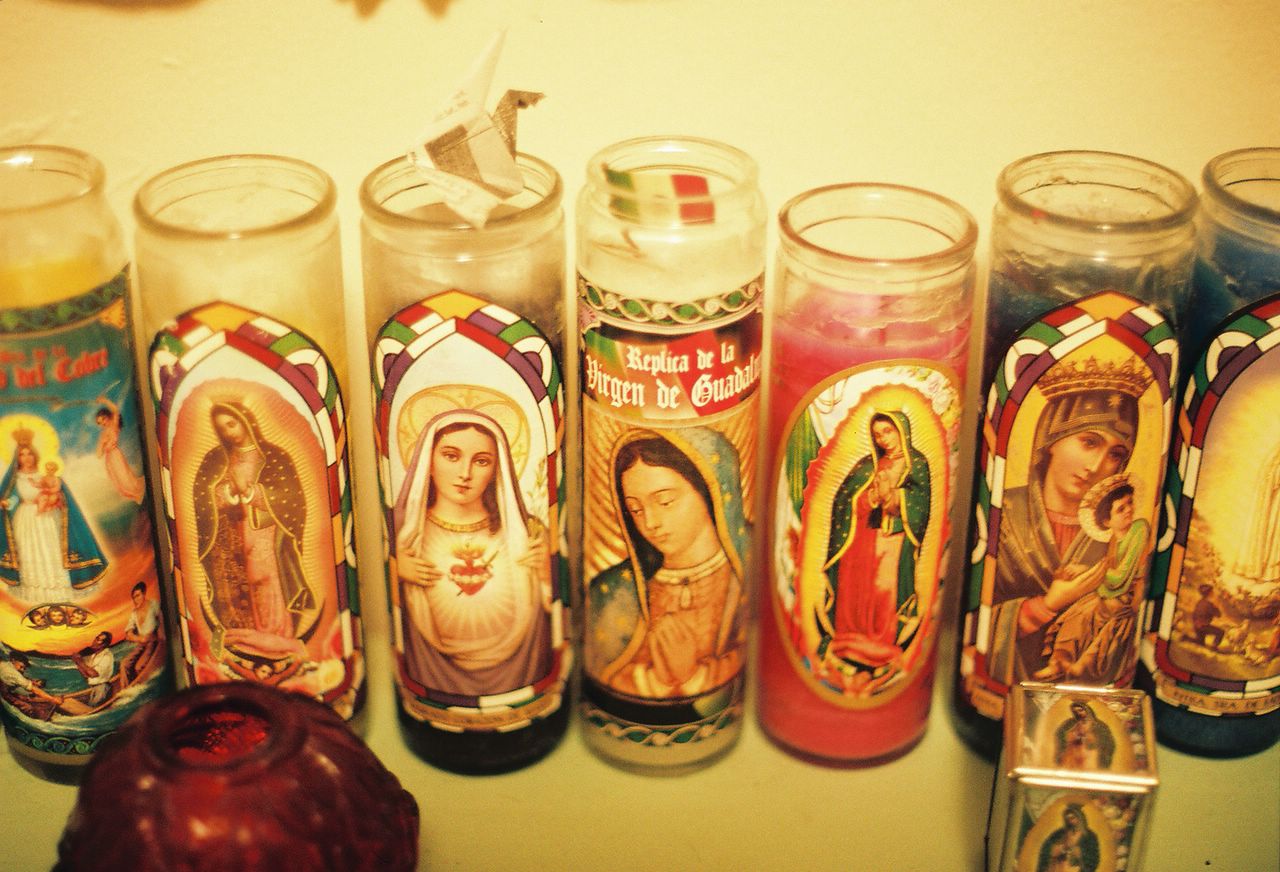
{"left": 3, "top": 1, "right": 1279, "bottom": 869}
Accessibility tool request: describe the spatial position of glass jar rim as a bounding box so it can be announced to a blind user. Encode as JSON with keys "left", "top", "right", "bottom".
{"left": 584, "top": 135, "right": 758, "bottom": 221}
{"left": 778, "top": 182, "right": 978, "bottom": 272}
{"left": 1203, "top": 147, "right": 1280, "bottom": 227}
{"left": 134, "top": 153, "right": 336, "bottom": 241}
{"left": 358, "top": 151, "right": 562, "bottom": 233}
{"left": 0, "top": 145, "right": 105, "bottom": 214}
{"left": 997, "top": 149, "right": 1197, "bottom": 234}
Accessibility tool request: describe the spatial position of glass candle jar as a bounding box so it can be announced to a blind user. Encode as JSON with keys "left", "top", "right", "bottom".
{"left": 758, "top": 183, "right": 976, "bottom": 764}
{"left": 576, "top": 136, "right": 766, "bottom": 773}
{"left": 54, "top": 682, "right": 418, "bottom": 872}
{"left": 1141, "top": 147, "right": 1280, "bottom": 757}
{"left": 134, "top": 155, "right": 364, "bottom": 722}
{"left": 359, "top": 152, "right": 572, "bottom": 774}
{"left": 0, "top": 145, "right": 172, "bottom": 779}
{"left": 953, "top": 150, "right": 1197, "bottom": 760}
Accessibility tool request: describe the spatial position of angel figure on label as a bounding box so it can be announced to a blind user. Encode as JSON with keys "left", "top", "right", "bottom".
{"left": 95, "top": 397, "right": 145, "bottom": 503}
{"left": 394, "top": 409, "right": 553, "bottom": 698}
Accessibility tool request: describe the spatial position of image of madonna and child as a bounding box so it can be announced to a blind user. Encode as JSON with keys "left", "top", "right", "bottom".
{"left": 0, "top": 429, "right": 107, "bottom": 605}
{"left": 987, "top": 364, "right": 1154, "bottom": 688}
{"left": 393, "top": 410, "right": 555, "bottom": 700}
{"left": 587, "top": 428, "right": 749, "bottom": 702}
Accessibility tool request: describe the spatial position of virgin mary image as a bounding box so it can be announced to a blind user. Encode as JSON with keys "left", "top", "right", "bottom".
{"left": 0, "top": 424, "right": 107, "bottom": 603}
{"left": 588, "top": 428, "right": 749, "bottom": 700}
{"left": 823, "top": 410, "right": 930, "bottom": 667}
{"left": 194, "top": 401, "right": 316, "bottom": 663}
{"left": 394, "top": 409, "right": 552, "bottom": 698}
{"left": 988, "top": 358, "right": 1151, "bottom": 686}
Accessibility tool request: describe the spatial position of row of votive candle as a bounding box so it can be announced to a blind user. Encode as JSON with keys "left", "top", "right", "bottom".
{"left": 0, "top": 141, "right": 1276, "bottom": 781}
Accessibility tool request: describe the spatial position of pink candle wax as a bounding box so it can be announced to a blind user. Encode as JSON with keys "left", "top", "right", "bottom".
{"left": 758, "top": 287, "right": 970, "bottom": 763}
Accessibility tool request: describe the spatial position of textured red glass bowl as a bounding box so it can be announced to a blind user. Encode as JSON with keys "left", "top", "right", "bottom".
{"left": 54, "top": 682, "right": 419, "bottom": 872}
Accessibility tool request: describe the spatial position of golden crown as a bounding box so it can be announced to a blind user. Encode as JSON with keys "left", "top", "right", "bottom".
{"left": 12, "top": 425, "right": 34, "bottom": 446}
{"left": 1039, "top": 358, "right": 1154, "bottom": 401}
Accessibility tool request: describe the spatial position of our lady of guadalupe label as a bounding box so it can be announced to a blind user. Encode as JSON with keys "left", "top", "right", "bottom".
{"left": 1008, "top": 789, "right": 1145, "bottom": 872}
{"left": 1145, "top": 293, "right": 1280, "bottom": 717}
{"left": 0, "top": 271, "right": 171, "bottom": 759}
{"left": 580, "top": 274, "right": 761, "bottom": 747}
{"left": 771, "top": 364, "right": 961, "bottom": 703}
{"left": 150, "top": 302, "right": 363, "bottom": 718}
{"left": 374, "top": 291, "right": 568, "bottom": 731}
{"left": 960, "top": 291, "right": 1178, "bottom": 721}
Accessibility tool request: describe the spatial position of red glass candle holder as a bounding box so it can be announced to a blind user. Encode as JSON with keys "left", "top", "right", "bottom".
{"left": 759, "top": 183, "right": 976, "bottom": 764}
{"left": 54, "top": 682, "right": 418, "bottom": 872}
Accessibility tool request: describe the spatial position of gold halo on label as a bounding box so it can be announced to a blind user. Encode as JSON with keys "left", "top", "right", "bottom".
{"left": 396, "top": 384, "right": 530, "bottom": 477}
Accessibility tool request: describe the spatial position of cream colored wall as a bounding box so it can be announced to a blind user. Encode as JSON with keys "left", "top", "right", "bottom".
{"left": 3, "top": 1, "right": 1279, "bottom": 869}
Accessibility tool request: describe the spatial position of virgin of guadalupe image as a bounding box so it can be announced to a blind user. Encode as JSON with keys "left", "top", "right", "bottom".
{"left": 194, "top": 401, "right": 316, "bottom": 665}
{"left": 1052, "top": 700, "right": 1116, "bottom": 770}
{"left": 823, "top": 410, "right": 930, "bottom": 669}
{"left": 0, "top": 425, "right": 107, "bottom": 604}
{"left": 588, "top": 428, "right": 748, "bottom": 700}
{"left": 394, "top": 409, "right": 552, "bottom": 698}
{"left": 988, "top": 358, "right": 1152, "bottom": 686}
{"left": 1036, "top": 474, "right": 1150, "bottom": 683}
{"left": 1035, "top": 802, "right": 1102, "bottom": 872}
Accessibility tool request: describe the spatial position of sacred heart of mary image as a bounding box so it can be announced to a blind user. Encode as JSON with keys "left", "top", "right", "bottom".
{"left": 387, "top": 386, "right": 557, "bottom": 703}
{"left": 772, "top": 365, "right": 960, "bottom": 703}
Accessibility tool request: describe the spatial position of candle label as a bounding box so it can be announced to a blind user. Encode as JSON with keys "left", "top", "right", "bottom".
{"left": 150, "top": 302, "right": 363, "bottom": 718}
{"left": 770, "top": 363, "right": 962, "bottom": 705}
{"left": 579, "top": 275, "right": 761, "bottom": 747}
{"left": 1144, "top": 292, "right": 1280, "bottom": 718}
{"left": 959, "top": 290, "right": 1177, "bottom": 720}
{"left": 0, "top": 270, "right": 171, "bottom": 760}
{"left": 373, "top": 290, "right": 568, "bottom": 731}
{"left": 1017, "top": 686, "right": 1154, "bottom": 773}
{"left": 1008, "top": 788, "right": 1147, "bottom": 872}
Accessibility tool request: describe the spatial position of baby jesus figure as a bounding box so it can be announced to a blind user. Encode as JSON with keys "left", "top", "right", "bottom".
{"left": 36, "top": 462, "right": 66, "bottom": 513}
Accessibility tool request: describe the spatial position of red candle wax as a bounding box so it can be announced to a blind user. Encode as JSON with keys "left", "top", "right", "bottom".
{"left": 758, "top": 288, "right": 970, "bottom": 763}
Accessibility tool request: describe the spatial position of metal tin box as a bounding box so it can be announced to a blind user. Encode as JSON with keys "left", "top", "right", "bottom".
{"left": 987, "top": 683, "right": 1158, "bottom": 872}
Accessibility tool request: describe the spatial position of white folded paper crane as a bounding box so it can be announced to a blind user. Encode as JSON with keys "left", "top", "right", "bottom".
{"left": 408, "top": 31, "right": 543, "bottom": 229}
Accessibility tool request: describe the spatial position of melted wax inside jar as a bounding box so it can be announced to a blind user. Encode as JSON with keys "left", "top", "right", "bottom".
{"left": 168, "top": 703, "right": 271, "bottom": 764}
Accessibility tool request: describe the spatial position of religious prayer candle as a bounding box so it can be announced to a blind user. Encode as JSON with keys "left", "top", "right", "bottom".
{"left": 133, "top": 155, "right": 364, "bottom": 723}
{"left": 0, "top": 146, "right": 173, "bottom": 780}
{"left": 576, "top": 136, "right": 766, "bottom": 772}
{"left": 359, "top": 153, "right": 572, "bottom": 774}
{"left": 1140, "top": 147, "right": 1280, "bottom": 757}
{"left": 953, "top": 151, "right": 1198, "bottom": 760}
{"left": 758, "top": 183, "right": 976, "bottom": 763}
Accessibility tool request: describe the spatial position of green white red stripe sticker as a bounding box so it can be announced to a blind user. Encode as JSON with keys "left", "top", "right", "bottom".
{"left": 605, "top": 166, "right": 714, "bottom": 225}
